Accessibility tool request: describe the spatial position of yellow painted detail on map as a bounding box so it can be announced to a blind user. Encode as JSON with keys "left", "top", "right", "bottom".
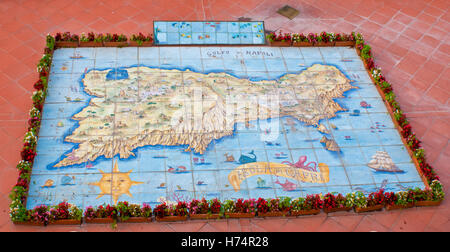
{"left": 228, "top": 162, "right": 329, "bottom": 191}
{"left": 89, "top": 160, "right": 143, "bottom": 204}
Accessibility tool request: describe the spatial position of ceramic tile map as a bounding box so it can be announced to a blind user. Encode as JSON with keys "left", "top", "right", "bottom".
{"left": 153, "top": 21, "right": 265, "bottom": 45}
{"left": 27, "top": 46, "right": 426, "bottom": 209}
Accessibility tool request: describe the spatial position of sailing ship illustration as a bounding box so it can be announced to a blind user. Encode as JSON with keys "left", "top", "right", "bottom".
{"left": 70, "top": 52, "right": 83, "bottom": 59}
{"left": 367, "top": 151, "right": 404, "bottom": 173}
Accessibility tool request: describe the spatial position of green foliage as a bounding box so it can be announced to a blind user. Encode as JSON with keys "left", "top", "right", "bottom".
{"left": 37, "top": 53, "right": 52, "bottom": 73}
{"left": 46, "top": 34, "right": 55, "bottom": 51}
{"left": 430, "top": 180, "right": 445, "bottom": 201}
{"left": 347, "top": 191, "right": 367, "bottom": 208}
{"left": 360, "top": 44, "right": 372, "bottom": 59}
{"left": 384, "top": 91, "right": 396, "bottom": 104}
{"left": 9, "top": 199, "right": 30, "bottom": 222}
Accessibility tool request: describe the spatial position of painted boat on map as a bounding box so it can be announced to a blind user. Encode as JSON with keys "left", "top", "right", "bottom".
{"left": 367, "top": 151, "right": 404, "bottom": 173}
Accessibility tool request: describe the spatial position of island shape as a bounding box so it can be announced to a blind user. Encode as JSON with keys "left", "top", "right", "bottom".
{"left": 53, "top": 64, "right": 355, "bottom": 168}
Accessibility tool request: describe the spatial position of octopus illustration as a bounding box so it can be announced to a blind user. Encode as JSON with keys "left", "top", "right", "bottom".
{"left": 282, "top": 156, "right": 317, "bottom": 172}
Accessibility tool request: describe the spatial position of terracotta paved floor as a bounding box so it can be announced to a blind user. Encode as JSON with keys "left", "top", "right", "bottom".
{"left": 0, "top": 0, "right": 448, "bottom": 232}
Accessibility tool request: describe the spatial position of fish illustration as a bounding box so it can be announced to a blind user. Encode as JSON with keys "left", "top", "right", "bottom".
{"left": 264, "top": 141, "right": 280, "bottom": 146}
{"left": 61, "top": 175, "right": 75, "bottom": 185}
{"left": 168, "top": 165, "right": 188, "bottom": 173}
{"left": 350, "top": 109, "right": 360, "bottom": 116}
{"left": 274, "top": 152, "right": 288, "bottom": 159}
{"left": 360, "top": 101, "right": 372, "bottom": 108}
{"left": 274, "top": 178, "right": 297, "bottom": 191}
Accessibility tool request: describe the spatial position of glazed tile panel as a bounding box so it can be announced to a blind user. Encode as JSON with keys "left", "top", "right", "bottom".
{"left": 154, "top": 21, "right": 265, "bottom": 45}
{"left": 27, "top": 46, "right": 425, "bottom": 209}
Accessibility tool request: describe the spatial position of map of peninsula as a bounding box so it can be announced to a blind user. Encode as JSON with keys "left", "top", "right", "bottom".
{"left": 54, "top": 64, "right": 355, "bottom": 168}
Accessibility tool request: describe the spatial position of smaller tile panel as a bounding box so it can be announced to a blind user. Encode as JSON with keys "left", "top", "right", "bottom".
{"left": 154, "top": 21, "right": 265, "bottom": 45}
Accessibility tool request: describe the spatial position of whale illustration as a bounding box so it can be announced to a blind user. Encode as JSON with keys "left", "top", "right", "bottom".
{"left": 239, "top": 150, "right": 257, "bottom": 164}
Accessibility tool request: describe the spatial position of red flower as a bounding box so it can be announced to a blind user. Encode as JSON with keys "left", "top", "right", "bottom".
{"left": 34, "top": 80, "right": 44, "bottom": 90}
{"left": 401, "top": 124, "right": 412, "bottom": 138}
{"left": 21, "top": 149, "right": 36, "bottom": 162}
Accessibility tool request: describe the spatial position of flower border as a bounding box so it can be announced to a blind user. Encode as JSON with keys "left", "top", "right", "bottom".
{"left": 9, "top": 32, "right": 445, "bottom": 226}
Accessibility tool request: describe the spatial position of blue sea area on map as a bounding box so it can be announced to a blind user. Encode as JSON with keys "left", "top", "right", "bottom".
{"left": 105, "top": 68, "right": 129, "bottom": 80}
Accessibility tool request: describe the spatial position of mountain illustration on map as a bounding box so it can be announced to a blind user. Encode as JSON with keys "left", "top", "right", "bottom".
{"left": 53, "top": 64, "right": 356, "bottom": 168}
